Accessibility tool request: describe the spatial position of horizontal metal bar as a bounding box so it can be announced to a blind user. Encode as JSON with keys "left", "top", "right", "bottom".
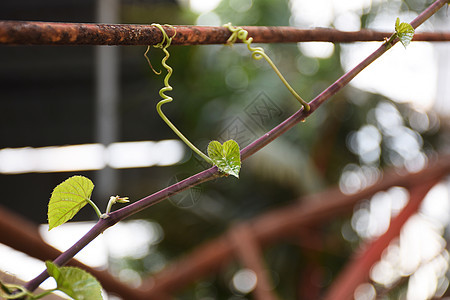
{"left": 1, "top": 21, "right": 449, "bottom": 46}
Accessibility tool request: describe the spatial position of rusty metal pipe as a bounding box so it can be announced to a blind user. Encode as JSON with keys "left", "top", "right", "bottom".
{"left": 1, "top": 21, "right": 450, "bottom": 46}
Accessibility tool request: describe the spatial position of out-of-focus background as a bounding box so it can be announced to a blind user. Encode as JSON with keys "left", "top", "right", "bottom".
{"left": 1, "top": 0, "right": 449, "bottom": 299}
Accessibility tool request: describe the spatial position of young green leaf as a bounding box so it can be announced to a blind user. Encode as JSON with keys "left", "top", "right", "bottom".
{"left": 395, "top": 17, "right": 415, "bottom": 48}
{"left": 48, "top": 176, "right": 95, "bottom": 230}
{"left": 207, "top": 140, "right": 241, "bottom": 178}
{"left": 46, "top": 261, "right": 103, "bottom": 300}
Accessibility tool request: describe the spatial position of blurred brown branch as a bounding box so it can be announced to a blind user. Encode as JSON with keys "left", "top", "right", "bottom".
{"left": 139, "top": 155, "right": 450, "bottom": 299}
{"left": 3, "top": 155, "right": 449, "bottom": 299}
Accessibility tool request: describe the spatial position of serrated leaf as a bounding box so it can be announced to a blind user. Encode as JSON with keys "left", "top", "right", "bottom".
{"left": 48, "top": 176, "right": 94, "bottom": 230}
{"left": 207, "top": 140, "right": 241, "bottom": 178}
{"left": 46, "top": 261, "right": 103, "bottom": 300}
{"left": 395, "top": 17, "right": 414, "bottom": 48}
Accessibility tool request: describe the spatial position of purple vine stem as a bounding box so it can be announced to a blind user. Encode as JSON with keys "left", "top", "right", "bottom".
{"left": 25, "top": 0, "right": 449, "bottom": 292}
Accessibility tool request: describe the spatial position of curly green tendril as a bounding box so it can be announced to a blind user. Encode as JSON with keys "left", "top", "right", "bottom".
{"left": 145, "top": 24, "right": 213, "bottom": 164}
{"left": 223, "top": 23, "right": 310, "bottom": 112}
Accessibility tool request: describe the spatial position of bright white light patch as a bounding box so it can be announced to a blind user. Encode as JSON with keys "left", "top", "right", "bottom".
{"left": 354, "top": 283, "right": 376, "bottom": 300}
{"left": 232, "top": 268, "right": 257, "bottom": 294}
{"left": 0, "top": 140, "right": 185, "bottom": 174}
{"left": 298, "top": 42, "right": 335, "bottom": 59}
{"left": 38, "top": 220, "right": 163, "bottom": 267}
{"left": 39, "top": 222, "right": 109, "bottom": 268}
{"left": 152, "top": 139, "right": 186, "bottom": 166}
{"left": 107, "top": 141, "right": 157, "bottom": 168}
{"left": 189, "top": 0, "right": 221, "bottom": 14}
{"left": 0, "top": 144, "right": 105, "bottom": 174}
{"left": 340, "top": 42, "right": 437, "bottom": 110}
{"left": 1, "top": 220, "right": 163, "bottom": 288}
{"left": 0, "top": 243, "right": 56, "bottom": 290}
{"left": 107, "top": 139, "right": 186, "bottom": 168}
{"left": 104, "top": 220, "right": 163, "bottom": 259}
{"left": 290, "top": 0, "right": 333, "bottom": 27}
{"left": 334, "top": 11, "right": 361, "bottom": 31}
{"left": 290, "top": 0, "right": 437, "bottom": 110}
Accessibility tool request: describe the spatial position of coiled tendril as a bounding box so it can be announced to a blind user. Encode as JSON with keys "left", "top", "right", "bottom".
{"left": 145, "top": 24, "right": 213, "bottom": 164}
{"left": 223, "top": 23, "right": 310, "bottom": 111}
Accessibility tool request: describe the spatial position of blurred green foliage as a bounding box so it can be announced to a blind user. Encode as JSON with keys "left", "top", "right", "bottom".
{"left": 0, "top": 0, "right": 448, "bottom": 298}
{"left": 110, "top": 0, "right": 449, "bottom": 299}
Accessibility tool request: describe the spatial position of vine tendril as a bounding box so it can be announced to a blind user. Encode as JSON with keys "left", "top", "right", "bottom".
{"left": 145, "top": 24, "right": 213, "bottom": 164}
{"left": 223, "top": 23, "right": 310, "bottom": 112}
{"left": 144, "top": 46, "right": 161, "bottom": 75}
